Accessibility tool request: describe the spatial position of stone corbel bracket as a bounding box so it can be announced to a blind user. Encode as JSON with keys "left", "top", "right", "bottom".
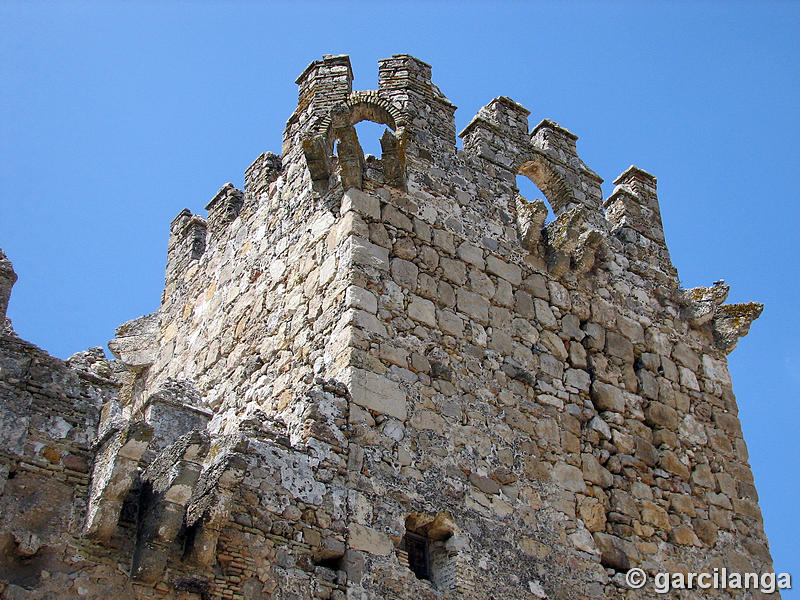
{"left": 185, "top": 448, "right": 248, "bottom": 566}
{"left": 680, "top": 281, "right": 763, "bottom": 353}
{"left": 543, "top": 207, "right": 604, "bottom": 277}
{"left": 108, "top": 312, "right": 159, "bottom": 372}
{"left": 516, "top": 196, "right": 548, "bottom": 251}
{"left": 712, "top": 302, "right": 764, "bottom": 354}
{"left": 681, "top": 281, "right": 730, "bottom": 327}
{"left": 141, "top": 378, "right": 212, "bottom": 455}
{"left": 131, "top": 430, "right": 211, "bottom": 582}
{"left": 84, "top": 419, "right": 154, "bottom": 541}
{"left": 0, "top": 248, "right": 18, "bottom": 323}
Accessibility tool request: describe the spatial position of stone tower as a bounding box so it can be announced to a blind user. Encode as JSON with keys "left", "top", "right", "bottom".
{"left": 0, "top": 55, "right": 776, "bottom": 599}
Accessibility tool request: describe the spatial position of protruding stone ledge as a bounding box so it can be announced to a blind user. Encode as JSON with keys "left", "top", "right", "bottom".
{"left": 132, "top": 430, "right": 211, "bottom": 582}
{"left": 713, "top": 302, "right": 764, "bottom": 353}
{"left": 84, "top": 419, "right": 154, "bottom": 541}
{"left": 108, "top": 312, "right": 159, "bottom": 371}
{"left": 681, "top": 281, "right": 730, "bottom": 327}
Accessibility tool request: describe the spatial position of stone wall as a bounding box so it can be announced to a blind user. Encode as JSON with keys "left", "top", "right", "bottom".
{"left": 0, "top": 54, "right": 775, "bottom": 599}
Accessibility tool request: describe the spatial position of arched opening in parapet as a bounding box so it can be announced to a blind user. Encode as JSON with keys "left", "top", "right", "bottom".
{"left": 342, "top": 100, "right": 398, "bottom": 160}
{"left": 332, "top": 100, "right": 405, "bottom": 189}
{"left": 517, "top": 155, "right": 574, "bottom": 219}
{"left": 353, "top": 121, "right": 386, "bottom": 158}
{"left": 516, "top": 174, "right": 553, "bottom": 225}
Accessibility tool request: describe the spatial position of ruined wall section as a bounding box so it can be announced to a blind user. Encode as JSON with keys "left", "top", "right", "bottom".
{"left": 0, "top": 327, "right": 126, "bottom": 596}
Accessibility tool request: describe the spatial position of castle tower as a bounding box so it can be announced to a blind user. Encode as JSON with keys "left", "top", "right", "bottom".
{"left": 0, "top": 55, "right": 776, "bottom": 599}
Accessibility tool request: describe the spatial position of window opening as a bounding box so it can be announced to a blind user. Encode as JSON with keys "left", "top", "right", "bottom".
{"left": 516, "top": 174, "right": 553, "bottom": 224}
{"left": 404, "top": 531, "right": 430, "bottom": 581}
{"left": 353, "top": 121, "right": 386, "bottom": 158}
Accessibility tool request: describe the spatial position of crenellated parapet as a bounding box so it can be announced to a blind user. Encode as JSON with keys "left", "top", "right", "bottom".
{"left": 377, "top": 54, "right": 457, "bottom": 158}
{"left": 604, "top": 165, "right": 678, "bottom": 283}
{"left": 457, "top": 95, "right": 609, "bottom": 280}
{"left": 528, "top": 119, "right": 605, "bottom": 215}
{"left": 460, "top": 100, "right": 604, "bottom": 218}
{"left": 163, "top": 208, "right": 207, "bottom": 304}
{"left": 205, "top": 182, "right": 244, "bottom": 240}
{"left": 108, "top": 312, "right": 159, "bottom": 372}
{"left": 286, "top": 54, "right": 458, "bottom": 196}
{"left": 459, "top": 96, "right": 531, "bottom": 171}
{"left": 244, "top": 150, "right": 282, "bottom": 201}
{"left": 285, "top": 54, "right": 355, "bottom": 191}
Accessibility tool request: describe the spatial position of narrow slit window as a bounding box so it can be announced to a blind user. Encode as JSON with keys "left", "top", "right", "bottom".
{"left": 404, "top": 531, "right": 430, "bottom": 581}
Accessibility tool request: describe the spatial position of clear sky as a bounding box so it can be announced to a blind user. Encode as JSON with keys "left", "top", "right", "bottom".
{"left": 1, "top": 0, "right": 798, "bottom": 590}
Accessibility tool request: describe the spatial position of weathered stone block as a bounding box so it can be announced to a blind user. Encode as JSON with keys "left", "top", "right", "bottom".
{"left": 551, "top": 462, "right": 587, "bottom": 493}
{"left": 341, "top": 188, "right": 380, "bottom": 219}
{"left": 643, "top": 401, "right": 678, "bottom": 430}
{"left": 348, "top": 523, "right": 393, "bottom": 555}
{"left": 486, "top": 255, "right": 522, "bottom": 285}
{"left": 456, "top": 288, "right": 489, "bottom": 324}
{"left": 590, "top": 381, "right": 625, "bottom": 413}
{"left": 344, "top": 368, "right": 407, "bottom": 420}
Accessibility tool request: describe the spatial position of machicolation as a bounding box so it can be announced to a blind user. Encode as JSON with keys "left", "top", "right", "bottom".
{"left": 0, "top": 54, "right": 776, "bottom": 599}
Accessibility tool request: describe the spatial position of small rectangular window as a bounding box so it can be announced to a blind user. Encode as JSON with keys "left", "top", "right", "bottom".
{"left": 404, "top": 532, "right": 430, "bottom": 580}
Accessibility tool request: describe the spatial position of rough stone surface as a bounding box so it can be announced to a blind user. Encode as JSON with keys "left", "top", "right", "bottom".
{"left": 0, "top": 54, "right": 775, "bottom": 599}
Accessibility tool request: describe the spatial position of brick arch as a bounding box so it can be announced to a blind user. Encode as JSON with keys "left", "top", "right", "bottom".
{"left": 302, "top": 92, "right": 407, "bottom": 192}
{"left": 517, "top": 152, "right": 574, "bottom": 217}
{"left": 345, "top": 91, "right": 403, "bottom": 129}
{"left": 318, "top": 91, "right": 404, "bottom": 140}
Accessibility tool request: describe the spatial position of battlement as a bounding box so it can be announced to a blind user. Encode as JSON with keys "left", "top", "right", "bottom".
{"left": 0, "top": 54, "right": 777, "bottom": 600}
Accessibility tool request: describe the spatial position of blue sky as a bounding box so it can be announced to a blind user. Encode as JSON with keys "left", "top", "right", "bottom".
{"left": 1, "top": 0, "right": 798, "bottom": 589}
